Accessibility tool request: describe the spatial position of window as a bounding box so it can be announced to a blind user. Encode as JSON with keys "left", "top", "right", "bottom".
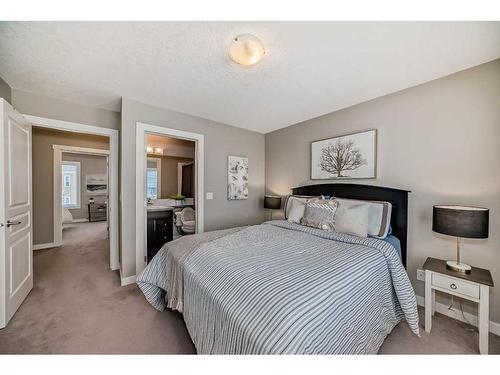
{"left": 146, "top": 168, "right": 158, "bottom": 199}
{"left": 62, "top": 161, "right": 81, "bottom": 209}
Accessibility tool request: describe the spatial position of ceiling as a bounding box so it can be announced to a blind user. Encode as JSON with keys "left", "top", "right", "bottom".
{"left": 1, "top": 22, "right": 499, "bottom": 133}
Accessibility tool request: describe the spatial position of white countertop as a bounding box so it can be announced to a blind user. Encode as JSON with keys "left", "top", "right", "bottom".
{"left": 147, "top": 205, "right": 175, "bottom": 212}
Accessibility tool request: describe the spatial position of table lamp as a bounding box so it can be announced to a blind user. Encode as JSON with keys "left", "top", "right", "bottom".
{"left": 264, "top": 195, "right": 281, "bottom": 220}
{"left": 432, "top": 205, "right": 489, "bottom": 274}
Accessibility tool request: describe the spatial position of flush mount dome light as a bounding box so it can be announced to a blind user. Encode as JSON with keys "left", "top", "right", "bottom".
{"left": 229, "top": 34, "right": 265, "bottom": 66}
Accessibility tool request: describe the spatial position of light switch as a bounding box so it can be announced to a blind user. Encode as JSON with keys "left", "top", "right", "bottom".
{"left": 206, "top": 192, "right": 214, "bottom": 200}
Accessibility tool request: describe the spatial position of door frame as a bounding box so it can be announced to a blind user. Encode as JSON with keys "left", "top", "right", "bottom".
{"left": 23, "top": 115, "right": 120, "bottom": 271}
{"left": 136, "top": 122, "right": 204, "bottom": 275}
{"left": 53, "top": 144, "right": 110, "bottom": 243}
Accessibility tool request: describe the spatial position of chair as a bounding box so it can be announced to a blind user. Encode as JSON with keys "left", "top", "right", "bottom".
{"left": 174, "top": 207, "right": 196, "bottom": 235}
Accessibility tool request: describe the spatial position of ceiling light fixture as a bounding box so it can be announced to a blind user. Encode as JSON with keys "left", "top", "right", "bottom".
{"left": 229, "top": 34, "right": 265, "bottom": 66}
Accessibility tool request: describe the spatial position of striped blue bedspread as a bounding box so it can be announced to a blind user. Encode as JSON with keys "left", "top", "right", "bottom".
{"left": 139, "top": 220, "right": 419, "bottom": 354}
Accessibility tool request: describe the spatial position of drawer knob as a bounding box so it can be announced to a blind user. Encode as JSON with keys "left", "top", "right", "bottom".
{"left": 450, "top": 283, "right": 457, "bottom": 290}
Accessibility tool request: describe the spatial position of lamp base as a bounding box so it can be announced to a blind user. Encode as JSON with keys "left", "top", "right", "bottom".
{"left": 446, "top": 260, "right": 471, "bottom": 274}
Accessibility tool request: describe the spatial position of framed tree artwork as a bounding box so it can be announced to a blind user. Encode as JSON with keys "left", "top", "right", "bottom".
{"left": 311, "top": 129, "right": 377, "bottom": 179}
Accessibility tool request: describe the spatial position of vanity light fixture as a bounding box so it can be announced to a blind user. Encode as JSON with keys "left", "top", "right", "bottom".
{"left": 229, "top": 34, "right": 265, "bottom": 66}
{"left": 146, "top": 146, "right": 163, "bottom": 155}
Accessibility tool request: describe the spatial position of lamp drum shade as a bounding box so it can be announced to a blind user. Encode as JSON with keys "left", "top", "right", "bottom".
{"left": 264, "top": 195, "right": 282, "bottom": 210}
{"left": 432, "top": 205, "right": 489, "bottom": 239}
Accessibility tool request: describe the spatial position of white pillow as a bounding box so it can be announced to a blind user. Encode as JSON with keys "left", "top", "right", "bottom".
{"left": 334, "top": 201, "right": 370, "bottom": 238}
{"left": 284, "top": 195, "right": 320, "bottom": 219}
{"left": 335, "top": 198, "right": 392, "bottom": 239}
{"left": 287, "top": 199, "right": 307, "bottom": 224}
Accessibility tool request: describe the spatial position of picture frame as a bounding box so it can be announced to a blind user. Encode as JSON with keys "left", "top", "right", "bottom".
{"left": 227, "top": 155, "right": 249, "bottom": 200}
{"left": 86, "top": 174, "right": 108, "bottom": 196}
{"left": 311, "top": 129, "right": 377, "bottom": 180}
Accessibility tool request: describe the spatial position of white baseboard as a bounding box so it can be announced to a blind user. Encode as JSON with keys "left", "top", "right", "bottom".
{"left": 416, "top": 295, "right": 500, "bottom": 336}
{"left": 71, "top": 218, "right": 89, "bottom": 223}
{"left": 33, "top": 242, "right": 57, "bottom": 250}
{"left": 119, "top": 269, "right": 136, "bottom": 286}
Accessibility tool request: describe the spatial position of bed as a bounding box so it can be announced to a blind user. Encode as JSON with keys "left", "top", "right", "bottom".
{"left": 137, "top": 183, "right": 419, "bottom": 354}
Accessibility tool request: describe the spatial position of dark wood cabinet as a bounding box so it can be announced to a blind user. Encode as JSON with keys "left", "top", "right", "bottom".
{"left": 147, "top": 209, "right": 173, "bottom": 262}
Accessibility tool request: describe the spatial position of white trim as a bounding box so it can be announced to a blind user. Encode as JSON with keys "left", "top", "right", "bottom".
{"left": 136, "top": 122, "right": 204, "bottom": 276}
{"left": 24, "top": 115, "right": 117, "bottom": 138}
{"left": 53, "top": 145, "right": 109, "bottom": 247}
{"left": 33, "top": 242, "right": 57, "bottom": 251}
{"left": 70, "top": 218, "right": 89, "bottom": 223}
{"left": 53, "top": 145, "right": 111, "bottom": 156}
{"left": 119, "top": 269, "right": 136, "bottom": 286}
{"left": 24, "top": 115, "right": 120, "bottom": 271}
{"left": 416, "top": 295, "right": 500, "bottom": 336}
{"left": 53, "top": 148, "right": 62, "bottom": 246}
{"left": 54, "top": 145, "right": 110, "bottom": 155}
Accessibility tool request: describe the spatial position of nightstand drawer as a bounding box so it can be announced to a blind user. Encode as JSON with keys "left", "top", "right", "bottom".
{"left": 432, "top": 273, "right": 480, "bottom": 299}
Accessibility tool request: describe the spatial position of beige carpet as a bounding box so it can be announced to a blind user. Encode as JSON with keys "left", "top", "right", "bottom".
{"left": 0, "top": 221, "right": 498, "bottom": 354}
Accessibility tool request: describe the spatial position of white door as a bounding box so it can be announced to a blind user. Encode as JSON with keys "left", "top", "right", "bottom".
{"left": 0, "top": 99, "right": 33, "bottom": 328}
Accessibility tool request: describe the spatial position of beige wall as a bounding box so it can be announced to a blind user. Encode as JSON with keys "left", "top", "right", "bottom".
{"left": 32, "top": 127, "right": 109, "bottom": 245}
{"left": 12, "top": 89, "right": 120, "bottom": 130}
{"left": 146, "top": 137, "right": 196, "bottom": 198}
{"left": 265, "top": 59, "right": 500, "bottom": 323}
{"left": 147, "top": 155, "right": 194, "bottom": 198}
{"left": 62, "top": 153, "right": 108, "bottom": 220}
{"left": 0, "top": 76, "right": 11, "bottom": 104}
{"left": 121, "top": 98, "right": 266, "bottom": 277}
{"left": 158, "top": 156, "right": 194, "bottom": 198}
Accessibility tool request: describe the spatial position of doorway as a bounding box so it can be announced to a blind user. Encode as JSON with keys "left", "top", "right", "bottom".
{"left": 54, "top": 145, "right": 110, "bottom": 246}
{"left": 25, "top": 116, "right": 119, "bottom": 271}
{"left": 0, "top": 105, "right": 120, "bottom": 328}
{"left": 135, "top": 122, "right": 204, "bottom": 275}
{"left": 30, "top": 127, "right": 113, "bottom": 268}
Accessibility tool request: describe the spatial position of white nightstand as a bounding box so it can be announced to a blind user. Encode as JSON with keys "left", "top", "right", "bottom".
{"left": 423, "top": 257, "right": 494, "bottom": 354}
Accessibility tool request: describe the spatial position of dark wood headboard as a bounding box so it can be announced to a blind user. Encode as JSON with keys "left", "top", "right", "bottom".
{"left": 291, "top": 183, "right": 410, "bottom": 268}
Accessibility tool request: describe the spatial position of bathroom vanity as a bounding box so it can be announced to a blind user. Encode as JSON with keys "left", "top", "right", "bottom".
{"left": 146, "top": 206, "right": 174, "bottom": 262}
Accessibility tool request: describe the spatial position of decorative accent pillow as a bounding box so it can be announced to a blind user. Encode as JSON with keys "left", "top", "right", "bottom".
{"left": 287, "top": 198, "right": 307, "bottom": 224}
{"left": 334, "top": 198, "right": 392, "bottom": 239}
{"left": 284, "top": 195, "right": 320, "bottom": 219}
{"left": 301, "top": 199, "right": 338, "bottom": 231}
{"left": 334, "top": 201, "right": 370, "bottom": 238}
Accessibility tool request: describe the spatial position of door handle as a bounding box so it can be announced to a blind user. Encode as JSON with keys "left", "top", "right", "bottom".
{"left": 6, "top": 220, "right": 22, "bottom": 227}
